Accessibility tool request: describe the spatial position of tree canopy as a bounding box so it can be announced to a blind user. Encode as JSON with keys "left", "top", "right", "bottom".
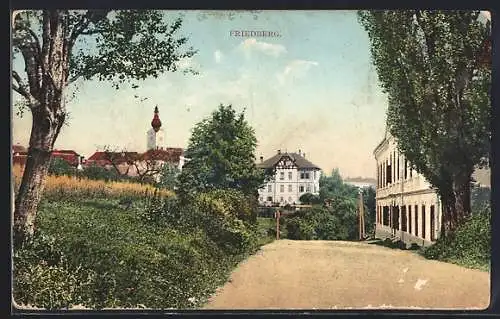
{"left": 177, "top": 104, "right": 266, "bottom": 199}
{"left": 358, "top": 10, "right": 491, "bottom": 234}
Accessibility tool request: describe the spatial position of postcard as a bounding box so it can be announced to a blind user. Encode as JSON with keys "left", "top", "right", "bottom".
{"left": 11, "top": 9, "right": 491, "bottom": 311}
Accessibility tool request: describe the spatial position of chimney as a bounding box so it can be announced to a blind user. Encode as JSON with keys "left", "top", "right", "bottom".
{"left": 277, "top": 149, "right": 281, "bottom": 154}
{"left": 260, "top": 156, "right": 263, "bottom": 163}
{"left": 303, "top": 152, "right": 306, "bottom": 158}
{"left": 298, "top": 149, "right": 302, "bottom": 156}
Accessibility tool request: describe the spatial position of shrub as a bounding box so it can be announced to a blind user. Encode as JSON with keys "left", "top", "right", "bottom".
{"left": 192, "top": 190, "right": 257, "bottom": 254}
{"left": 282, "top": 197, "right": 359, "bottom": 241}
{"left": 421, "top": 205, "right": 491, "bottom": 270}
{"left": 299, "top": 193, "right": 321, "bottom": 205}
{"left": 13, "top": 195, "right": 267, "bottom": 310}
{"left": 49, "top": 158, "right": 77, "bottom": 177}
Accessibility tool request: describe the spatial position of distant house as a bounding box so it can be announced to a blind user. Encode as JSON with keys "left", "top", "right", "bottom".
{"left": 85, "top": 151, "right": 141, "bottom": 175}
{"left": 344, "top": 177, "right": 376, "bottom": 189}
{"left": 257, "top": 149, "right": 322, "bottom": 206}
{"left": 12, "top": 144, "right": 84, "bottom": 169}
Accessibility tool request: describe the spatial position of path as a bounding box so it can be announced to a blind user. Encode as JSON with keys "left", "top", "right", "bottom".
{"left": 203, "top": 240, "right": 490, "bottom": 309}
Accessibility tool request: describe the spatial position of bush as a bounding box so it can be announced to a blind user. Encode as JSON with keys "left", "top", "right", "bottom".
{"left": 13, "top": 194, "right": 267, "bottom": 310}
{"left": 282, "top": 197, "right": 359, "bottom": 241}
{"left": 191, "top": 190, "right": 257, "bottom": 255}
{"left": 49, "top": 158, "right": 77, "bottom": 177}
{"left": 299, "top": 193, "right": 321, "bottom": 205}
{"left": 421, "top": 205, "right": 491, "bottom": 270}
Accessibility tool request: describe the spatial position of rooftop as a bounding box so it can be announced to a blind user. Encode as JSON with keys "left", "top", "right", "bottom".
{"left": 257, "top": 151, "right": 321, "bottom": 170}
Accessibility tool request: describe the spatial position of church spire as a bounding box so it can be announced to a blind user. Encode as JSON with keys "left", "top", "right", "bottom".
{"left": 151, "top": 105, "right": 162, "bottom": 132}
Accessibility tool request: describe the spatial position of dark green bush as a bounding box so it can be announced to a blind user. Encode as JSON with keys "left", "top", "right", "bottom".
{"left": 299, "top": 193, "right": 321, "bottom": 205}
{"left": 421, "top": 205, "right": 491, "bottom": 270}
{"left": 49, "top": 158, "right": 77, "bottom": 177}
{"left": 281, "top": 197, "right": 359, "bottom": 241}
{"left": 13, "top": 188, "right": 268, "bottom": 310}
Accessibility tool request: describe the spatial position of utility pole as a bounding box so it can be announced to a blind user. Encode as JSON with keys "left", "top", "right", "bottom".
{"left": 359, "top": 191, "right": 365, "bottom": 240}
{"left": 276, "top": 209, "right": 280, "bottom": 240}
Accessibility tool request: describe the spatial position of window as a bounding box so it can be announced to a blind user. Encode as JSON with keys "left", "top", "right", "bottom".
{"left": 396, "top": 153, "right": 400, "bottom": 181}
{"left": 300, "top": 171, "right": 310, "bottom": 179}
{"left": 299, "top": 185, "right": 305, "bottom": 193}
{"left": 404, "top": 158, "right": 408, "bottom": 180}
{"left": 430, "top": 205, "right": 436, "bottom": 241}
{"left": 267, "top": 185, "right": 272, "bottom": 192}
{"left": 280, "top": 185, "right": 284, "bottom": 193}
{"left": 422, "top": 205, "right": 426, "bottom": 240}
{"left": 314, "top": 185, "right": 317, "bottom": 193}
{"left": 288, "top": 172, "right": 293, "bottom": 180}
{"left": 280, "top": 197, "right": 284, "bottom": 202}
{"left": 306, "top": 184, "right": 311, "bottom": 192}
{"left": 414, "top": 205, "right": 419, "bottom": 237}
{"left": 386, "top": 162, "right": 392, "bottom": 185}
{"left": 408, "top": 205, "right": 412, "bottom": 235}
{"left": 288, "top": 184, "right": 292, "bottom": 192}
{"left": 280, "top": 172, "right": 284, "bottom": 180}
{"left": 267, "top": 196, "right": 272, "bottom": 202}
{"left": 401, "top": 206, "right": 407, "bottom": 232}
{"left": 313, "top": 171, "right": 317, "bottom": 180}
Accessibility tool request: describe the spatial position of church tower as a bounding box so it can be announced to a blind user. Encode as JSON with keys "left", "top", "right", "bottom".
{"left": 147, "top": 106, "right": 165, "bottom": 150}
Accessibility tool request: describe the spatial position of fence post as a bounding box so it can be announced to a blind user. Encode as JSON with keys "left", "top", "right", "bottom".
{"left": 276, "top": 210, "right": 280, "bottom": 240}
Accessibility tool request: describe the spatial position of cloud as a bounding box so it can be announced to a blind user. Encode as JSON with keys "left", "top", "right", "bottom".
{"left": 277, "top": 59, "right": 319, "bottom": 85}
{"left": 239, "top": 38, "right": 287, "bottom": 57}
{"left": 176, "top": 57, "right": 199, "bottom": 70}
{"left": 214, "top": 50, "right": 224, "bottom": 63}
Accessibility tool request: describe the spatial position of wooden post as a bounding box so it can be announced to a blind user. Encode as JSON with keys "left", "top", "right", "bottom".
{"left": 276, "top": 210, "right": 280, "bottom": 240}
{"left": 359, "top": 191, "right": 365, "bottom": 240}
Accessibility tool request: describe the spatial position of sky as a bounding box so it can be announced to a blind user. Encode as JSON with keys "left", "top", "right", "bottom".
{"left": 12, "top": 10, "right": 390, "bottom": 179}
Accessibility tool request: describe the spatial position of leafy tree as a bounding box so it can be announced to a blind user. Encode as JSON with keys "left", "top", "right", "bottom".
{"left": 319, "top": 168, "right": 359, "bottom": 202}
{"left": 155, "top": 163, "right": 180, "bottom": 190}
{"left": 362, "top": 186, "right": 376, "bottom": 235}
{"left": 177, "top": 104, "right": 266, "bottom": 200}
{"left": 48, "top": 157, "right": 75, "bottom": 176}
{"left": 358, "top": 10, "right": 491, "bottom": 236}
{"left": 81, "top": 163, "right": 121, "bottom": 182}
{"left": 12, "top": 10, "right": 197, "bottom": 242}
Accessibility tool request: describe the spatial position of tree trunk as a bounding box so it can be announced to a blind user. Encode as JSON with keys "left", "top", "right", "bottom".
{"left": 440, "top": 197, "right": 456, "bottom": 239}
{"left": 453, "top": 173, "right": 472, "bottom": 226}
{"left": 14, "top": 106, "right": 65, "bottom": 245}
{"left": 13, "top": 10, "right": 70, "bottom": 245}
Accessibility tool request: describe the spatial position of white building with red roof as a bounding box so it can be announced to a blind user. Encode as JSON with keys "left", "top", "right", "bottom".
{"left": 257, "top": 149, "right": 322, "bottom": 206}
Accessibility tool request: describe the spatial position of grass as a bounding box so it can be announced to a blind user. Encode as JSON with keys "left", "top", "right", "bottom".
{"left": 13, "top": 177, "right": 273, "bottom": 309}
{"left": 14, "top": 197, "right": 244, "bottom": 309}
{"left": 13, "top": 164, "right": 173, "bottom": 199}
{"left": 255, "top": 217, "right": 276, "bottom": 246}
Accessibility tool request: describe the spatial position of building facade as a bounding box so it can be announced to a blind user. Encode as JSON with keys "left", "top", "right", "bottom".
{"left": 373, "top": 131, "right": 442, "bottom": 247}
{"left": 257, "top": 150, "right": 321, "bottom": 206}
{"left": 12, "top": 144, "right": 84, "bottom": 170}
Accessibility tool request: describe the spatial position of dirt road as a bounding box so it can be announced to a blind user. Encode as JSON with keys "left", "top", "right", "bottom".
{"left": 203, "top": 240, "right": 490, "bottom": 310}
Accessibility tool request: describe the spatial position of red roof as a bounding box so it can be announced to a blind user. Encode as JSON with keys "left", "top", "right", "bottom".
{"left": 87, "top": 151, "right": 140, "bottom": 165}
{"left": 141, "top": 148, "right": 183, "bottom": 162}
{"left": 12, "top": 148, "right": 81, "bottom": 167}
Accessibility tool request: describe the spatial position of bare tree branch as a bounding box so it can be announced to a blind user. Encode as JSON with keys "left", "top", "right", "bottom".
{"left": 12, "top": 70, "right": 35, "bottom": 104}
